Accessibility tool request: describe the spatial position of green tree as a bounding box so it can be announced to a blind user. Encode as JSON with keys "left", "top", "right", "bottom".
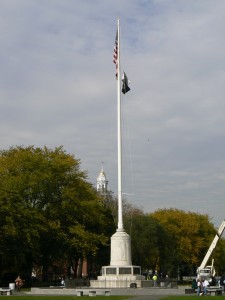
{"left": 150, "top": 208, "right": 221, "bottom": 276}
{"left": 130, "top": 214, "right": 174, "bottom": 274}
{"left": 0, "top": 146, "right": 111, "bottom": 282}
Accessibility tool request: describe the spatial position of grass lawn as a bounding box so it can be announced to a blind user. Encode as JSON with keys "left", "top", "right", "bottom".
{"left": 0, "top": 297, "right": 131, "bottom": 300}
{"left": 0, "top": 296, "right": 224, "bottom": 300}
{"left": 161, "top": 297, "right": 224, "bottom": 300}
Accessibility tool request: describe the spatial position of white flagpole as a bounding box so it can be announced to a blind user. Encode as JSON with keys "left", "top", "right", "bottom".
{"left": 117, "top": 19, "right": 123, "bottom": 231}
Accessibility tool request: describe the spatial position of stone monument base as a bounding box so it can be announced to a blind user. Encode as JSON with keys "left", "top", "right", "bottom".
{"left": 90, "top": 265, "right": 145, "bottom": 288}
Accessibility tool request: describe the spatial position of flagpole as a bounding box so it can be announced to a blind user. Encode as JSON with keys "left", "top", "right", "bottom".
{"left": 117, "top": 19, "right": 123, "bottom": 231}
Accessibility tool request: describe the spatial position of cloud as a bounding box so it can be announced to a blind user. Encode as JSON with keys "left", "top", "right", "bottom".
{"left": 0, "top": 0, "right": 225, "bottom": 228}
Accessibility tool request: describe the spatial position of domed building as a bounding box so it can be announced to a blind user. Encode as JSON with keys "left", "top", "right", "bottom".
{"left": 97, "top": 165, "right": 108, "bottom": 192}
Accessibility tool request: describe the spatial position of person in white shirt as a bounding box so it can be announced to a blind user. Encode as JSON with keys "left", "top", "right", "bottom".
{"left": 203, "top": 279, "right": 209, "bottom": 296}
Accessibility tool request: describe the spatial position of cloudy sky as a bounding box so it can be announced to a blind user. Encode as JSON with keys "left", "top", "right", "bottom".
{"left": 1, "top": 0, "right": 225, "bottom": 228}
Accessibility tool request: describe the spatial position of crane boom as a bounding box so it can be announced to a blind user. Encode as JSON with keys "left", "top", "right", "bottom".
{"left": 197, "top": 220, "right": 225, "bottom": 280}
{"left": 199, "top": 220, "right": 225, "bottom": 269}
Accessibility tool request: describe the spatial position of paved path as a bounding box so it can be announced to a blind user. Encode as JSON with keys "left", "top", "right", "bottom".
{"left": 130, "top": 296, "right": 165, "bottom": 300}
{"left": 24, "top": 286, "right": 188, "bottom": 297}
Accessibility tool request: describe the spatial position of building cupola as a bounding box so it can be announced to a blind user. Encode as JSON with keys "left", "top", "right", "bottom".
{"left": 97, "top": 164, "right": 108, "bottom": 192}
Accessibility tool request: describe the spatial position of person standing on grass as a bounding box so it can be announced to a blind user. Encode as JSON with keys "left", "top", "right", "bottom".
{"left": 152, "top": 274, "right": 158, "bottom": 287}
{"left": 203, "top": 278, "right": 209, "bottom": 296}
{"left": 197, "top": 279, "right": 203, "bottom": 296}
{"left": 15, "top": 275, "right": 23, "bottom": 292}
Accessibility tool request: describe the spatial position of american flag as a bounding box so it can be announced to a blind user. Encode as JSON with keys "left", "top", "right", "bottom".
{"left": 113, "top": 30, "right": 118, "bottom": 79}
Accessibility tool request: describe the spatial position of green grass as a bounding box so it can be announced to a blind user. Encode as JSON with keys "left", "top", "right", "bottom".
{"left": 160, "top": 297, "right": 225, "bottom": 300}
{"left": 0, "top": 297, "right": 130, "bottom": 300}
{"left": 0, "top": 296, "right": 224, "bottom": 300}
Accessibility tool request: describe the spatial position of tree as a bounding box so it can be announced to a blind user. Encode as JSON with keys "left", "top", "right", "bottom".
{"left": 150, "top": 208, "right": 221, "bottom": 276}
{"left": 0, "top": 146, "right": 111, "bottom": 282}
{"left": 130, "top": 214, "right": 173, "bottom": 273}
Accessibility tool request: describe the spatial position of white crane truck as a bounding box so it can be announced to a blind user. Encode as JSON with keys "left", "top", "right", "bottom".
{"left": 197, "top": 220, "right": 225, "bottom": 281}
